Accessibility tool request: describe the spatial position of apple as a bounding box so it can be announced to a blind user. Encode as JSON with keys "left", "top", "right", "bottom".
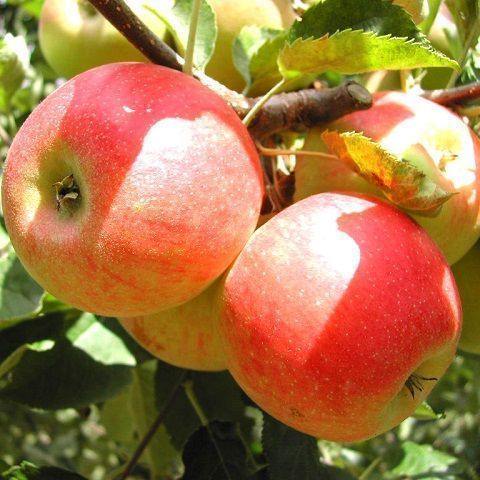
{"left": 205, "top": 0, "right": 296, "bottom": 93}
{"left": 220, "top": 192, "right": 462, "bottom": 442}
{"left": 451, "top": 241, "right": 480, "bottom": 354}
{"left": 39, "top": 0, "right": 173, "bottom": 79}
{"left": 120, "top": 279, "right": 225, "bottom": 371}
{"left": 2, "top": 62, "right": 263, "bottom": 317}
{"left": 294, "top": 91, "right": 480, "bottom": 265}
{"left": 393, "top": 0, "right": 427, "bottom": 23}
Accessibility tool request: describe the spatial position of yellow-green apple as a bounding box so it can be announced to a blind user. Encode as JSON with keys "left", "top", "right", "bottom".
{"left": 39, "top": 0, "right": 173, "bottom": 78}
{"left": 205, "top": 0, "right": 296, "bottom": 93}
{"left": 2, "top": 62, "right": 263, "bottom": 317}
{"left": 295, "top": 91, "right": 480, "bottom": 265}
{"left": 451, "top": 241, "right": 480, "bottom": 354}
{"left": 120, "top": 280, "right": 225, "bottom": 371}
{"left": 220, "top": 192, "right": 462, "bottom": 442}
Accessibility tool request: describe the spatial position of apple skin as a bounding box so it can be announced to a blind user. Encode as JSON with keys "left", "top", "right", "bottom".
{"left": 220, "top": 192, "right": 462, "bottom": 442}
{"left": 39, "top": 0, "right": 173, "bottom": 79}
{"left": 451, "top": 241, "right": 480, "bottom": 354}
{"left": 120, "top": 279, "right": 225, "bottom": 371}
{"left": 205, "top": 0, "right": 295, "bottom": 93}
{"left": 295, "top": 91, "right": 480, "bottom": 265}
{"left": 2, "top": 63, "right": 263, "bottom": 317}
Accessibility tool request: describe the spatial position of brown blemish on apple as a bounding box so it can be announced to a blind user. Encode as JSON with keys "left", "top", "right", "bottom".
{"left": 289, "top": 407, "right": 305, "bottom": 418}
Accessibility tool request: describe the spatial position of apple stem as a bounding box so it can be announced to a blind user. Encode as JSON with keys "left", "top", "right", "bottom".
{"left": 184, "top": 380, "right": 233, "bottom": 479}
{"left": 183, "top": 0, "right": 203, "bottom": 76}
{"left": 256, "top": 143, "right": 338, "bottom": 161}
{"left": 243, "top": 79, "right": 287, "bottom": 127}
{"left": 184, "top": 379, "right": 209, "bottom": 426}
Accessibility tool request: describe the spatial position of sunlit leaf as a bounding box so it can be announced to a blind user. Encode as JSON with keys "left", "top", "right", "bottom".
{"left": 385, "top": 441, "right": 465, "bottom": 479}
{"left": 279, "top": 31, "right": 458, "bottom": 80}
{"left": 322, "top": 131, "right": 455, "bottom": 214}
{"left": 146, "top": 0, "right": 216, "bottom": 71}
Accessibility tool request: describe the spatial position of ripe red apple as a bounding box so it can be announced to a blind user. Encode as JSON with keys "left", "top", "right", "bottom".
{"left": 220, "top": 192, "right": 462, "bottom": 442}
{"left": 2, "top": 63, "right": 263, "bottom": 317}
{"left": 451, "top": 241, "right": 480, "bottom": 354}
{"left": 119, "top": 279, "right": 225, "bottom": 371}
{"left": 295, "top": 91, "right": 480, "bottom": 265}
{"left": 39, "top": 0, "right": 173, "bottom": 79}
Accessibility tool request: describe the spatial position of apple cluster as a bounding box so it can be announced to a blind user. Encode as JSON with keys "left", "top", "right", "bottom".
{"left": 3, "top": 60, "right": 475, "bottom": 443}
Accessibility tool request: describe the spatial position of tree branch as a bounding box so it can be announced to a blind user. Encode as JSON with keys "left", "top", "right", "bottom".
{"left": 247, "top": 82, "right": 372, "bottom": 139}
{"left": 88, "top": 0, "right": 182, "bottom": 70}
{"left": 87, "top": 0, "right": 372, "bottom": 139}
{"left": 422, "top": 82, "right": 480, "bottom": 105}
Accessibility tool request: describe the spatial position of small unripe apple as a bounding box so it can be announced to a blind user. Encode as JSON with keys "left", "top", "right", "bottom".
{"left": 2, "top": 63, "right": 263, "bottom": 317}
{"left": 221, "top": 192, "right": 462, "bottom": 442}
{"left": 39, "top": 0, "right": 173, "bottom": 78}
{"left": 295, "top": 91, "right": 480, "bottom": 265}
{"left": 120, "top": 280, "right": 225, "bottom": 371}
{"left": 205, "top": 0, "right": 296, "bottom": 92}
{"left": 451, "top": 241, "right": 480, "bottom": 354}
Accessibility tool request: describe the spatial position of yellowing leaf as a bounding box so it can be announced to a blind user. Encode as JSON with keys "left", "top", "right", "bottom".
{"left": 321, "top": 131, "right": 455, "bottom": 214}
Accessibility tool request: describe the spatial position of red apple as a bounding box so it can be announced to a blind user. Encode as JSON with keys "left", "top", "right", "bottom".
{"left": 295, "top": 91, "right": 480, "bottom": 265}
{"left": 119, "top": 279, "right": 225, "bottom": 371}
{"left": 220, "top": 192, "right": 462, "bottom": 442}
{"left": 2, "top": 63, "right": 263, "bottom": 317}
{"left": 451, "top": 241, "right": 480, "bottom": 354}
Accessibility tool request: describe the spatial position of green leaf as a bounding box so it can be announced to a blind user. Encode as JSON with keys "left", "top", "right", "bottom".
{"left": 279, "top": 31, "right": 458, "bottom": 79}
{"left": 233, "top": 26, "right": 286, "bottom": 95}
{"left": 262, "top": 414, "right": 325, "bottom": 480}
{"left": 65, "top": 314, "right": 135, "bottom": 366}
{"left": 147, "top": 0, "right": 217, "bottom": 71}
{"left": 1, "top": 461, "right": 86, "bottom": 479}
{"left": 0, "top": 314, "right": 135, "bottom": 409}
{"left": 0, "top": 340, "right": 54, "bottom": 380}
{"left": 129, "top": 361, "right": 180, "bottom": 478}
{"left": 155, "top": 363, "right": 246, "bottom": 449}
{"left": 290, "top": 0, "right": 428, "bottom": 44}
{"left": 385, "top": 441, "right": 465, "bottom": 479}
{"left": 0, "top": 224, "right": 44, "bottom": 329}
{"left": 413, "top": 401, "right": 446, "bottom": 420}
{"left": 181, "top": 421, "right": 250, "bottom": 480}
{"left": 0, "top": 34, "right": 30, "bottom": 111}
{"left": 321, "top": 131, "right": 455, "bottom": 214}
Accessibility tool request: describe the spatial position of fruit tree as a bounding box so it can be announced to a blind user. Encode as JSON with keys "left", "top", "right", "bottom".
{"left": 1, "top": 0, "right": 480, "bottom": 479}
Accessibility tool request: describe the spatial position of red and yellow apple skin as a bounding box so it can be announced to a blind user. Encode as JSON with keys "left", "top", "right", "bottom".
{"left": 452, "top": 241, "right": 480, "bottom": 354}
{"left": 220, "top": 192, "right": 462, "bottom": 442}
{"left": 120, "top": 280, "right": 225, "bottom": 371}
{"left": 295, "top": 91, "right": 480, "bottom": 265}
{"left": 39, "top": 0, "right": 172, "bottom": 79}
{"left": 2, "top": 63, "right": 263, "bottom": 317}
